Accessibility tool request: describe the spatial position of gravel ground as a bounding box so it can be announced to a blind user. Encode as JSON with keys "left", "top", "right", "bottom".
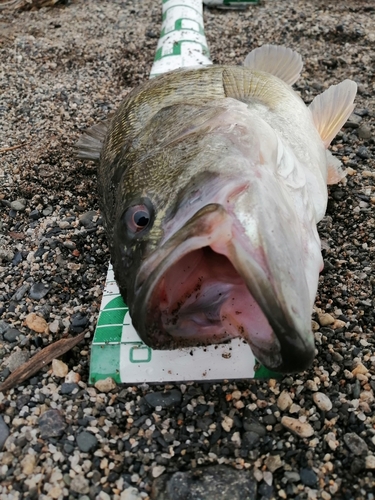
{"left": 1, "top": 0, "right": 375, "bottom": 499}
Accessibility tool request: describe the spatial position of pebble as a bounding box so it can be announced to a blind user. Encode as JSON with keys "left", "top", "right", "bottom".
{"left": 79, "top": 210, "right": 98, "bottom": 227}
{"left": 21, "top": 454, "right": 36, "bottom": 475}
{"left": 0, "top": 416, "right": 10, "bottom": 451}
{"left": 343, "top": 433, "right": 368, "bottom": 456}
{"left": 365, "top": 455, "right": 375, "bottom": 469}
{"left": 29, "top": 282, "right": 50, "bottom": 300}
{"left": 277, "top": 390, "right": 293, "bottom": 411}
{"left": 24, "top": 313, "right": 48, "bottom": 333}
{"left": 152, "top": 465, "right": 257, "bottom": 499}
{"left": 4, "top": 328, "right": 22, "bottom": 343}
{"left": 94, "top": 377, "right": 117, "bottom": 393}
{"left": 265, "top": 454, "right": 283, "bottom": 473}
{"left": 144, "top": 389, "right": 182, "bottom": 408}
{"left": 120, "top": 487, "right": 143, "bottom": 500}
{"left": 152, "top": 466, "right": 166, "bottom": 478}
{"left": 312, "top": 392, "right": 333, "bottom": 411}
{"left": 6, "top": 350, "right": 30, "bottom": 372}
{"left": 357, "top": 146, "right": 370, "bottom": 159}
{"left": 357, "top": 125, "right": 372, "bottom": 139}
{"left": 38, "top": 409, "right": 67, "bottom": 439}
{"left": 60, "top": 382, "right": 79, "bottom": 395}
{"left": 300, "top": 468, "right": 318, "bottom": 487}
{"left": 65, "top": 370, "right": 81, "bottom": 383}
{"left": 352, "top": 362, "right": 368, "bottom": 376}
{"left": 344, "top": 113, "right": 362, "bottom": 128}
{"left": 12, "top": 283, "right": 30, "bottom": 302}
{"left": 10, "top": 199, "right": 26, "bottom": 211}
{"left": 317, "top": 313, "right": 335, "bottom": 327}
{"left": 52, "top": 359, "right": 69, "bottom": 378}
{"left": 76, "top": 431, "right": 98, "bottom": 453}
{"left": 221, "top": 415, "right": 234, "bottom": 432}
{"left": 242, "top": 431, "right": 260, "bottom": 450}
{"left": 281, "top": 417, "right": 314, "bottom": 438}
{"left": 70, "top": 475, "right": 90, "bottom": 495}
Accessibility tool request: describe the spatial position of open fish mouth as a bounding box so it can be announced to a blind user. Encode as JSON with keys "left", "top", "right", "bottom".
{"left": 132, "top": 204, "right": 315, "bottom": 373}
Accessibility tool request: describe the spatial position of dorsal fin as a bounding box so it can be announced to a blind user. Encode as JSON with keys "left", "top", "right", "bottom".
{"left": 244, "top": 45, "right": 303, "bottom": 85}
{"left": 309, "top": 80, "right": 357, "bottom": 147}
{"left": 75, "top": 121, "right": 109, "bottom": 161}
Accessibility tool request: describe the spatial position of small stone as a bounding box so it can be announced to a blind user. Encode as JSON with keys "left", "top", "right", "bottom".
{"left": 6, "top": 350, "right": 30, "bottom": 372}
{"left": 344, "top": 113, "right": 362, "bottom": 128}
{"left": 120, "top": 487, "right": 143, "bottom": 500}
{"left": 94, "top": 377, "right": 117, "bottom": 393}
{"left": 311, "top": 320, "right": 320, "bottom": 331}
{"left": 356, "top": 146, "right": 370, "bottom": 159}
{"left": 152, "top": 465, "right": 166, "bottom": 478}
{"left": 343, "top": 433, "right": 368, "bottom": 456}
{"left": 300, "top": 468, "right": 318, "bottom": 487}
{"left": 0, "top": 321, "right": 10, "bottom": 335}
{"left": 365, "top": 455, "right": 375, "bottom": 469}
{"left": 24, "top": 313, "right": 48, "bottom": 333}
{"left": 38, "top": 409, "right": 67, "bottom": 439}
{"left": 49, "top": 486, "right": 63, "bottom": 499}
{"left": 277, "top": 391, "right": 293, "bottom": 411}
{"left": 332, "top": 319, "right": 346, "bottom": 330}
{"left": 10, "top": 199, "right": 26, "bottom": 211}
{"left": 265, "top": 454, "right": 283, "bottom": 473}
{"left": 144, "top": 389, "right": 182, "bottom": 408}
{"left": 29, "top": 282, "right": 50, "bottom": 300}
{"left": 49, "top": 319, "right": 60, "bottom": 334}
{"left": 0, "top": 416, "right": 10, "bottom": 450}
{"left": 152, "top": 465, "right": 257, "bottom": 499}
{"left": 65, "top": 370, "right": 81, "bottom": 383}
{"left": 242, "top": 431, "right": 260, "bottom": 450}
{"left": 12, "top": 284, "right": 30, "bottom": 302}
{"left": 52, "top": 359, "right": 69, "bottom": 378}
{"left": 281, "top": 417, "right": 314, "bottom": 438}
{"left": 21, "top": 454, "right": 36, "bottom": 475}
{"left": 29, "top": 209, "right": 40, "bottom": 220}
{"left": 60, "top": 382, "right": 79, "bottom": 395}
{"left": 357, "top": 125, "right": 372, "bottom": 140}
{"left": 313, "top": 392, "right": 333, "bottom": 411}
{"left": 70, "top": 312, "right": 89, "bottom": 333}
{"left": 76, "top": 431, "right": 98, "bottom": 453}
{"left": 79, "top": 211, "right": 98, "bottom": 228}
{"left": 70, "top": 475, "right": 90, "bottom": 494}
{"left": 352, "top": 362, "right": 368, "bottom": 376}
{"left": 221, "top": 415, "right": 234, "bottom": 432}
{"left": 4, "top": 328, "right": 22, "bottom": 343}
{"left": 318, "top": 313, "right": 335, "bottom": 327}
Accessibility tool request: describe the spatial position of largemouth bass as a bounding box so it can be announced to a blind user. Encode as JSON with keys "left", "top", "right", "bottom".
{"left": 77, "top": 45, "right": 356, "bottom": 373}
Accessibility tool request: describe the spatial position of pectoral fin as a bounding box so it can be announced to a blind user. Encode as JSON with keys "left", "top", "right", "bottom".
{"left": 75, "top": 121, "right": 109, "bottom": 161}
{"left": 309, "top": 80, "right": 357, "bottom": 147}
{"left": 326, "top": 150, "right": 346, "bottom": 185}
{"left": 244, "top": 44, "right": 303, "bottom": 85}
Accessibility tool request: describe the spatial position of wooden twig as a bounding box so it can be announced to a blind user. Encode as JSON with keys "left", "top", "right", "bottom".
{"left": 0, "top": 143, "right": 28, "bottom": 153}
{"left": 0, "top": 331, "right": 87, "bottom": 393}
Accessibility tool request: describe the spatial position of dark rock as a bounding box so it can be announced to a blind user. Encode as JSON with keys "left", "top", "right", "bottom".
{"left": 38, "top": 410, "right": 67, "bottom": 439}
{"left": 356, "top": 146, "right": 370, "bottom": 159}
{"left": 11, "top": 284, "right": 30, "bottom": 302}
{"left": 60, "top": 383, "right": 79, "bottom": 395}
{"left": 4, "top": 328, "right": 22, "bottom": 343}
{"left": 0, "top": 416, "right": 10, "bottom": 450}
{"left": 242, "top": 431, "right": 260, "bottom": 450}
{"left": 29, "top": 282, "right": 50, "bottom": 300}
{"left": 70, "top": 313, "right": 89, "bottom": 333}
{"left": 29, "top": 209, "right": 41, "bottom": 220}
{"left": 263, "top": 414, "right": 277, "bottom": 426}
{"left": 344, "top": 113, "right": 362, "bottom": 128}
{"left": 152, "top": 465, "right": 257, "bottom": 500}
{"left": 76, "top": 431, "right": 98, "bottom": 453}
{"left": 79, "top": 211, "right": 97, "bottom": 228}
{"left": 300, "top": 468, "right": 318, "bottom": 487}
{"left": 144, "top": 389, "right": 182, "bottom": 408}
{"left": 0, "top": 321, "right": 10, "bottom": 335}
{"left": 343, "top": 433, "right": 368, "bottom": 455}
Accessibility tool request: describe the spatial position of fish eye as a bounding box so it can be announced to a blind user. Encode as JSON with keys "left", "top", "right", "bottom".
{"left": 123, "top": 201, "right": 153, "bottom": 235}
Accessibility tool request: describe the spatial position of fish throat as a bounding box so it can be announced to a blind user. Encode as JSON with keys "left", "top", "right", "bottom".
{"left": 147, "top": 244, "right": 277, "bottom": 356}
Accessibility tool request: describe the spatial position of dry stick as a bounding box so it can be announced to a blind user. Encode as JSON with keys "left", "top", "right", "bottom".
{"left": 0, "top": 143, "right": 28, "bottom": 153}
{"left": 0, "top": 331, "right": 87, "bottom": 393}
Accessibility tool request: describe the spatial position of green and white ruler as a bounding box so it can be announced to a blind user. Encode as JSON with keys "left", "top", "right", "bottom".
{"left": 89, "top": 0, "right": 274, "bottom": 385}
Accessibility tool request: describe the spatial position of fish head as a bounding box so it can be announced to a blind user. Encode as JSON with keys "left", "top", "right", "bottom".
{"left": 105, "top": 96, "right": 321, "bottom": 374}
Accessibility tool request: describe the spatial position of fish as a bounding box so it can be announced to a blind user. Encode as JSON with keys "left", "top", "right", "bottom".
{"left": 76, "top": 44, "right": 356, "bottom": 373}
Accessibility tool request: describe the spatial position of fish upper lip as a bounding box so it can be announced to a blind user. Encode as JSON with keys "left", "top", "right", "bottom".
{"left": 132, "top": 204, "right": 315, "bottom": 373}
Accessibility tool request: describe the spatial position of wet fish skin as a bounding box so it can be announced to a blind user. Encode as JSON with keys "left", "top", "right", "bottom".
{"left": 77, "top": 46, "right": 356, "bottom": 373}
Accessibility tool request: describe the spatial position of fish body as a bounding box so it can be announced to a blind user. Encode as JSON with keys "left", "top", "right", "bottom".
{"left": 78, "top": 45, "right": 356, "bottom": 373}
